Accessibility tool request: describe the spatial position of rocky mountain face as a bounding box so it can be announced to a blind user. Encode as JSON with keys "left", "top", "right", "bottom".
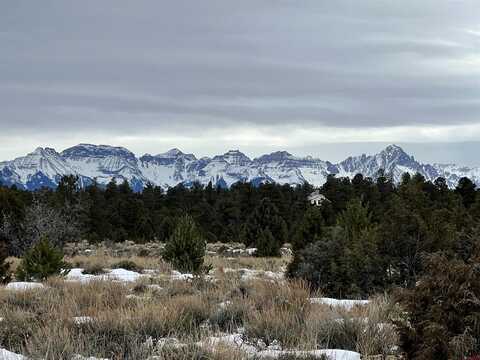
{"left": 0, "top": 143, "right": 478, "bottom": 190}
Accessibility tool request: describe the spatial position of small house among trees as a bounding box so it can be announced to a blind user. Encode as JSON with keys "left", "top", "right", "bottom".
{"left": 307, "top": 190, "right": 329, "bottom": 206}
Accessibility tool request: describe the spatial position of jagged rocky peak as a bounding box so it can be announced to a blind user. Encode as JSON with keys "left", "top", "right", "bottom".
{"left": 31, "top": 147, "right": 60, "bottom": 157}
{"left": 380, "top": 144, "right": 409, "bottom": 158}
{"left": 154, "top": 148, "right": 196, "bottom": 160}
{"left": 214, "top": 150, "right": 251, "bottom": 165}
{"left": 254, "top": 151, "right": 294, "bottom": 164}
{"left": 376, "top": 144, "right": 414, "bottom": 165}
{"left": 61, "top": 143, "right": 136, "bottom": 160}
{"left": 161, "top": 148, "right": 184, "bottom": 157}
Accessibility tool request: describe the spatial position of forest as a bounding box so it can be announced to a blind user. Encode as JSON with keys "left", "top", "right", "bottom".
{"left": 1, "top": 172, "right": 480, "bottom": 298}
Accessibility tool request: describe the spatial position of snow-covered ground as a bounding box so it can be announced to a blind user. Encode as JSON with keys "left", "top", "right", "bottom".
{"left": 309, "top": 297, "right": 370, "bottom": 309}
{"left": 5, "top": 282, "right": 45, "bottom": 291}
{"left": 65, "top": 268, "right": 146, "bottom": 282}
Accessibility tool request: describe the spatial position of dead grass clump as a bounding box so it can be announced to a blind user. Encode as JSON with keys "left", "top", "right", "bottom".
{"left": 0, "top": 287, "right": 48, "bottom": 315}
{"left": 23, "top": 323, "right": 79, "bottom": 360}
{"left": 355, "top": 295, "right": 400, "bottom": 356}
{"left": 245, "top": 305, "right": 310, "bottom": 348}
{"left": 82, "top": 262, "right": 106, "bottom": 275}
{"left": 166, "top": 280, "right": 199, "bottom": 297}
{"left": 58, "top": 281, "right": 131, "bottom": 315}
{"left": 244, "top": 280, "right": 313, "bottom": 348}
{"left": 73, "top": 312, "right": 150, "bottom": 359}
{"left": 209, "top": 300, "right": 251, "bottom": 332}
{"left": 111, "top": 259, "right": 144, "bottom": 272}
{"left": 0, "top": 309, "right": 38, "bottom": 352}
{"left": 313, "top": 315, "right": 362, "bottom": 350}
{"left": 170, "top": 295, "right": 213, "bottom": 335}
{"left": 247, "top": 279, "right": 311, "bottom": 313}
{"left": 157, "top": 344, "right": 245, "bottom": 360}
{"left": 208, "top": 255, "right": 289, "bottom": 273}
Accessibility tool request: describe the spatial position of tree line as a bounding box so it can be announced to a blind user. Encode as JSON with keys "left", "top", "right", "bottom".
{"left": 1, "top": 172, "right": 480, "bottom": 293}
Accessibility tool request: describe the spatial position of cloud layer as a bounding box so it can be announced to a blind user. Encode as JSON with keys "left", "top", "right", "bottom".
{"left": 1, "top": 0, "right": 479, "bottom": 162}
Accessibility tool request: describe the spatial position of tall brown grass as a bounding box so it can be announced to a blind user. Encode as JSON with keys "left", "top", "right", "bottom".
{"left": 0, "top": 256, "right": 399, "bottom": 359}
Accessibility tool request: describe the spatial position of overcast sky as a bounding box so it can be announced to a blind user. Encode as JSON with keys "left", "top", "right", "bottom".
{"left": 1, "top": 1, "right": 480, "bottom": 165}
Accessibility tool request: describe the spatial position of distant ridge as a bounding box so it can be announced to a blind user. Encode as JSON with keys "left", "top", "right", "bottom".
{"left": 1, "top": 144, "right": 479, "bottom": 191}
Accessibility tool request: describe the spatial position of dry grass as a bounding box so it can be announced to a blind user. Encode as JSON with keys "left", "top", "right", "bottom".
{"left": 0, "top": 255, "right": 400, "bottom": 359}
{"left": 67, "top": 254, "right": 172, "bottom": 273}
{"left": 208, "top": 255, "right": 290, "bottom": 272}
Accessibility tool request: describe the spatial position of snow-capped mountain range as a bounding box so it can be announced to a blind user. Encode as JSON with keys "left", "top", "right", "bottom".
{"left": 0, "top": 144, "right": 479, "bottom": 191}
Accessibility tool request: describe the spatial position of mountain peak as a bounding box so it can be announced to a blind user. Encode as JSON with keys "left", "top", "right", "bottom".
{"left": 61, "top": 144, "right": 135, "bottom": 160}
{"left": 32, "top": 147, "right": 59, "bottom": 157}
{"left": 378, "top": 144, "right": 411, "bottom": 162}
{"left": 214, "top": 150, "right": 251, "bottom": 165}
{"left": 254, "top": 151, "right": 294, "bottom": 164}
{"left": 149, "top": 148, "right": 196, "bottom": 161}
{"left": 383, "top": 144, "right": 405, "bottom": 154}
{"left": 163, "top": 148, "right": 184, "bottom": 156}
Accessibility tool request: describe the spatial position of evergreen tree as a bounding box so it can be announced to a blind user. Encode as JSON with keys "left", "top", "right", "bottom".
{"left": 292, "top": 205, "right": 325, "bottom": 251}
{"left": 163, "top": 214, "right": 206, "bottom": 273}
{"left": 243, "top": 198, "right": 287, "bottom": 257}
{"left": 16, "top": 237, "right": 69, "bottom": 281}
{"left": 288, "top": 198, "right": 383, "bottom": 298}
{"left": 455, "top": 177, "right": 477, "bottom": 208}
{"left": 0, "top": 234, "right": 11, "bottom": 283}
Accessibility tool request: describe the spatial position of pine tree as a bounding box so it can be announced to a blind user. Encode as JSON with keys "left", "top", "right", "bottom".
{"left": 163, "top": 214, "right": 206, "bottom": 273}
{"left": 256, "top": 227, "right": 278, "bottom": 257}
{"left": 243, "top": 198, "right": 287, "bottom": 257}
{"left": 292, "top": 205, "right": 325, "bottom": 251}
{"left": 455, "top": 177, "right": 477, "bottom": 208}
{"left": 0, "top": 234, "right": 11, "bottom": 283}
{"left": 16, "top": 237, "right": 69, "bottom": 281}
{"left": 288, "top": 198, "right": 383, "bottom": 298}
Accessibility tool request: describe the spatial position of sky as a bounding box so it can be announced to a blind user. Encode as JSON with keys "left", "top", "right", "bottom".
{"left": 1, "top": 1, "right": 480, "bottom": 165}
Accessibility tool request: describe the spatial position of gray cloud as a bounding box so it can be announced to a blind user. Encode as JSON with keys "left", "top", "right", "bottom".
{"left": 0, "top": 0, "right": 479, "bottom": 162}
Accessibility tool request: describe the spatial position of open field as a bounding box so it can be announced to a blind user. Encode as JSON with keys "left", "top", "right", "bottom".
{"left": 0, "top": 253, "right": 399, "bottom": 360}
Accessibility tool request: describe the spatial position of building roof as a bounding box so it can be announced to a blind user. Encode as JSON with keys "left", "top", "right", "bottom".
{"left": 308, "top": 190, "right": 329, "bottom": 202}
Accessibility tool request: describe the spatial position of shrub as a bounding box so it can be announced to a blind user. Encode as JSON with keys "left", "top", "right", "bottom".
{"left": 16, "top": 237, "right": 69, "bottom": 281}
{"left": 0, "top": 310, "right": 38, "bottom": 351}
{"left": 209, "top": 301, "right": 249, "bottom": 332}
{"left": 395, "top": 253, "right": 480, "bottom": 360}
{"left": 163, "top": 214, "right": 206, "bottom": 273}
{"left": 111, "top": 259, "right": 143, "bottom": 272}
{"left": 82, "top": 262, "right": 106, "bottom": 275}
{"left": 0, "top": 234, "right": 11, "bottom": 283}
{"left": 288, "top": 199, "right": 384, "bottom": 298}
{"left": 256, "top": 228, "right": 279, "bottom": 258}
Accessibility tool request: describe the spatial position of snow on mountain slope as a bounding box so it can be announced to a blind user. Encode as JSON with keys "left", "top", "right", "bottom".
{"left": 337, "top": 145, "right": 442, "bottom": 183}
{"left": 253, "top": 151, "right": 335, "bottom": 187}
{"left": 0, "top": 144, "right": 479, "bottom": 190}
{"left": 0, "top": 147, "right": 76, "bottom": 190}
{"left": 62, "top": 144, "right": 147, "bottom": 191}
{"left": 139, "top": 148, "right": 197, "bottom": 188}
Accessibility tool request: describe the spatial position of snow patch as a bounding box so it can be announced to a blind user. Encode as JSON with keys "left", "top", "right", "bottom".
{"left": 65, "top": 268, "right": 145, "bottom": 283}
{"left": 0, "top": 348, "right": 27, "bottom": 360}
{"left": 5, "top": 282, "right": 45, "bottom": 291}
{"left": 309, "top": 297, "right": 369, "bottom": 310}
{"left": 72, "top": 316, "right": 94, "bottom": 325}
